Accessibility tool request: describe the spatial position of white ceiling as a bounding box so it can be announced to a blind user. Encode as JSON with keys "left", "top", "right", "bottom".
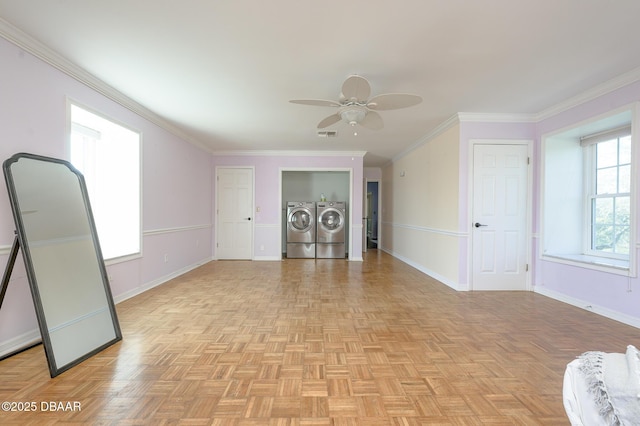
{"left": 2, "top": 1, "right": 640, "bottom": 166}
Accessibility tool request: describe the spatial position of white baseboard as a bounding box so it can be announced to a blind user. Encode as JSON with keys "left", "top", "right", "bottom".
{"left": 253, "top": 255, "right": 282, "bottom": 261}
{"left": 0, "top": 257, "right": 213, "bottom": 357}
{"left": 114, "top": 257, "right": 212, "bottom": 304}
{"left": 534, "top": 285, "right": 640, "bottom": 329}
{"left": 0, "top": 329, "right": 41, "bottom": 358}
{"left": 381, "top": 248, "right": 463, "bottom": 291}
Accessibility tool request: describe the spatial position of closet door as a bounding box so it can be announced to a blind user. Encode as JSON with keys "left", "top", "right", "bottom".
{"left": 216, "top": 167, "right": 254, "bottom": 259}
{"left": 472, "top": 143, "right": 529, "bottom": 291}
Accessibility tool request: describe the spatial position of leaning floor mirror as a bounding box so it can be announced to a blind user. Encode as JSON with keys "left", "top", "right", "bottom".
{"left": 2, "top": 152, "right": 122, "bottom": 377}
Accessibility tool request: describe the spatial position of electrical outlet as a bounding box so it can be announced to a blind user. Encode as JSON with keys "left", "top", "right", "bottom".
{"left": 164, "top": 254, "right": 168, "bottom": 263}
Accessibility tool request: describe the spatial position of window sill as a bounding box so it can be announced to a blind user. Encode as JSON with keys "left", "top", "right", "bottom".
{"left": 542, "top": 253, "right": 632, "bottom": 275}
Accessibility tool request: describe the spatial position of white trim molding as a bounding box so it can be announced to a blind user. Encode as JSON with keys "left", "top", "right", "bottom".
{"left": 534, "top": 285, "right": 640, "bottom": 329}
{"left": 254, "top": 223, "right": 279, "bottom": 229}
{"left": 386, "top": 222, "right": 466, "bottom": 238}
{"left": 0, "top": 329, "right": 42, "bottom": 359}
{"left": 381, "top": 247, "right": 462, "bottom": 291}
{"left": 113, "top": 257, "right": 212, "bottom": 304}
{"left": 143, "top": 224, "right": 212, "bottom": 236}
{"left": 457, "top": 112, "right": 537, "bottom": 123}
{"left": 253, "top": 256, "right": 282, "bottom": 261}
{"left": 536, "top": 65, "right": 640, "bottom": 121}
{"left": 213, "top": 150, "right": 367, "bottom": 158}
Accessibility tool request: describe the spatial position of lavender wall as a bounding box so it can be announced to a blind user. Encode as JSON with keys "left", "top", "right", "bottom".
{"left": 534, "top": 82, "right": 640, "bottom": 326}
{"left": 212, "top": 154, "right": 364, "bottom": 260}
{"left": 457, "top": 82, "right": 640, "bottom": 326}
{"left": 0, "top": 37, "right": 213, "bottom": 354}
{"left": 0, "top": 32, "right": 365, "bottom": 356}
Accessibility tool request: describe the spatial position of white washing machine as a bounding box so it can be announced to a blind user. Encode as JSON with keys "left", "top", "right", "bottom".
{"left": 316, "top": 201, "right": 346, "bottom": 259}
{"left": 286, "top": 201, "right": 316, "bottom": 258}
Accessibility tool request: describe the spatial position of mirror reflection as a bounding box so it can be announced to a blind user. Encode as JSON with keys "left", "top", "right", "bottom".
{"left": 3, "top": 153, "right": 121, "bottom": 377}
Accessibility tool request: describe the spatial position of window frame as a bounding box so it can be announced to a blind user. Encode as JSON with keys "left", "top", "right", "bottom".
{"left": 583, "top": 131, "right": 632, "bottom": 260}
{"left": 66, "top": 99, "right": 143, "bottom": 264}
{"left": 540, "top": 104, "right": 637, "bottom": 276}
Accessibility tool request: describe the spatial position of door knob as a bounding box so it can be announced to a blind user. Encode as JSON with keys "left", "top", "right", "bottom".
{"left": 474, "top": 222, "right": 487, "bottom": 228}
{"left": 246, "top": 217, "right": 252, "bottom": 221}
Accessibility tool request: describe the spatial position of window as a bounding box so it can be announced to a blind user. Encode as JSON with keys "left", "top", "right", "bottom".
{"left": 69, "top": 103, "right": 141, "bottom": 260}
{"left": 541, "top": 108, "right": 635, "bottom": 274}
{"left": 584, "top": 129, "right": 631, "bottom": 258}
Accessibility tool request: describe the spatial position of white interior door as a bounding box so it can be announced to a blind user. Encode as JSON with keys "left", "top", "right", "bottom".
{"left": 472, "top": 144, "right": 529, "bottom": 290}
{"left": 216, "top": 168, "right": 253, "bottom": 260}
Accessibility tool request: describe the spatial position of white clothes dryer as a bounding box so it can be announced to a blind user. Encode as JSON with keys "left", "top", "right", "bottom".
{"left": 316, "top": 201, "right": 346, "bottom": 259}
{"left": 286, "top": 201, "right": 316, "bottom": 258}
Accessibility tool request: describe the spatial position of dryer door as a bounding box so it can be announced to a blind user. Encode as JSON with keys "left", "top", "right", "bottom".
{"left": 287, "top": 207, "right": 315, "bottom": 242}
{"left": 318, "top": 208, "right": 345, "bottom": 243}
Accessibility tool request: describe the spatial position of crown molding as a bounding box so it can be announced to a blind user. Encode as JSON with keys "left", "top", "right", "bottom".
{"left": 386, "top": 68, "right": 640, "bottom": 167}
{"left": 388, "top": 113, "right": 461, "bottom": 165}
{"left": 457, "top": 112, "right": 537, "bottom": 123}
{"left": 0, "top": 17, "right": 212, "bottom": 153}
{"left": 457, "top": 67, "right": 640, "bottom": 124}
{"left": 212, "top": 150, "right": 367, "bottom": 158}
{"left": 4, "top": 16, "right": 640, "bottom": 163}
{"left": 535, "top": 65, "right": 640, "bottom": 121}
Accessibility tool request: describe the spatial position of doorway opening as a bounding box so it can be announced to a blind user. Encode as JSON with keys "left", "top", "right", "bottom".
{"left": 280, "top": 169, "right": 353, "bottom": 259}
{"left": 366, "top": 181, "right": 379, "bottom": 250}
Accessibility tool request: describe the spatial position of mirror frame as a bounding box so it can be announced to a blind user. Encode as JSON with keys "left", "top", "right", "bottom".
{"left": 2, "top": 152, "right": 122, "bottom": 377}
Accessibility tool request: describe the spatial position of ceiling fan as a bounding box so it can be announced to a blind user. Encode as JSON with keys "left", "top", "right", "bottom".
{"left": 290, "top": 75, "right": 422, "bottom": 131}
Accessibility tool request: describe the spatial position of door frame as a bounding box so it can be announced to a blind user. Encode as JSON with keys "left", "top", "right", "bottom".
{"left": 363, "top": 178, "right": 381, "bottom": 252}
{"left": 214, "top": 166, "right": 255, "bottom": 260}
{"left": 467, "top": 139, "right": 533, "bottom": 291}
{"left": 279, "top": 167, "right": 355, "bottom": 260}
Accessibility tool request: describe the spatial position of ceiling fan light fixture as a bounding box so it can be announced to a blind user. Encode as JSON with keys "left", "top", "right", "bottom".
{"left": 340, "top": 106, "right": 366, "bottom": 126}
{"left": 290, "top": 75, "right": 422, "bottom": 132}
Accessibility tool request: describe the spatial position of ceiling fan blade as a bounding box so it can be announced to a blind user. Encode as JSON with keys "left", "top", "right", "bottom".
{"left": 317, "top": 113, "right": 342, "bottom": 129}
{"left": 341, "top": 75, "right": 371, "bottom": 103}
{"left": 289, "top": 99, "right": 341, "bottom": 107}
{"left": 366, "top": 93, "right": 422, "bottom": 110}
{"left": 359, "top": 111, "right": 384, "bottom": 131}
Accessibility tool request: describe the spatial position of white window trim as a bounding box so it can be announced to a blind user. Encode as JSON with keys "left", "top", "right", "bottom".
{"left": 582, "top": 135, "right": 631, "bottom": 261}
{"left": 66, "top": 98, "right": 143, "bottom": 263}
{"left": 540, "top": 103, "right": 638, "bottom": 277}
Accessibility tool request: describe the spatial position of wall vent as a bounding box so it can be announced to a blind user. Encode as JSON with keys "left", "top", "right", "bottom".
{"left": 317, "top": 130, "right": 338, "bottom": 138}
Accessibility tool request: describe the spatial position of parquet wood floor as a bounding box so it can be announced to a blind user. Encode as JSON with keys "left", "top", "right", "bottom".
{"left": 1, "top": 250, "right": 638, "bottom": 425}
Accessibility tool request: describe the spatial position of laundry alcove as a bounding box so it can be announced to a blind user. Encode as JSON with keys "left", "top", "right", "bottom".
{"left": 281, "top": 170, "right": 350, "bottom": 258}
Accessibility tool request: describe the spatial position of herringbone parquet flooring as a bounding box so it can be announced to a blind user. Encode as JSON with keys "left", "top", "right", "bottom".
{"left": 1, "top": 250, "right": 638, "bottom": 424}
